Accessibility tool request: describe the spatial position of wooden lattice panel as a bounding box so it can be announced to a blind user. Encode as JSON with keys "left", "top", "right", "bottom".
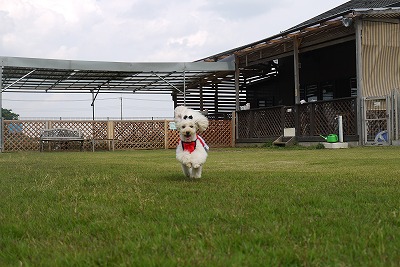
{"left": 202, "top": 120, "right": 232, "bottom": 147}
{"left": 237, "top": 107, "right": 285, "bottom": 139}
{"left": 284, "top": 107, "right": 296, "bottom": 128}
{"left": 50, "top": 121, "right": 108, "bottom": 139}
{"left": 236, "top": 111, "right": 251, "bottom": 139}
{"left": 4, "top": 121, "right": 45, "bottom": 151}
{"left": 168, "top": 129, "right": 180, "bottom": 149}
{"left": 252, "top": 107, "right": 282, "bottom": 137}
{"left": 49, "top": 121, "right": 109, "bottom": 151}
{"left": 2, "top": 119, "right": 233, "bottom": 151}
{"left": 236, "top": 98, "right": 357, "bottom": 140}
{"left": 114, "top": 121, "right": 166, "bottom": 150}
{"left": 167, "top": 120, "right": 232, "bottom": 148}
{"left": 314, "top": 102, "right": 338, "bottom": 135}
{"left": 298, "top": 105, "right": 312, "bottom": 136}
{"left": 298, "top": 98, "right": 357, "bottom": 137}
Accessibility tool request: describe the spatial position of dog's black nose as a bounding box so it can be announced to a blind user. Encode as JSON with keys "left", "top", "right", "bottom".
{"left": 186, "top": 131, "right": 191, "bottom": 136}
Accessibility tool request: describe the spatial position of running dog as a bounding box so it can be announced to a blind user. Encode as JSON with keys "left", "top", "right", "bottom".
{"left": 174, "top": 106, "right": 209, "bottom": 179}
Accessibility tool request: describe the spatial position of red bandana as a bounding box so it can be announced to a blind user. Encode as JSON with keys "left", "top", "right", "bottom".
{"left": 181, "top": 141, "right": 197, "bottom": 153}
{"left": 180, "top": 135, "right": 207, "bottom": 154}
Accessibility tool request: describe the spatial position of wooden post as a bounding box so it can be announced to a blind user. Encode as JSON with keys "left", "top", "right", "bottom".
{"left": 281, "top": 107, "right": 286, "bottom": 136}
{"left": 164, "top": 120, "right": 169, "bottom": 149}
{"left": 293, "top": 37, "right": 301, "bottom": 104}
{"left": 355, "top": 19, "right": 364, "bottom": 144}
{"left": 214, "top": 83, "right": 219, "bottom": 116}
{"left": 235, "top": 55, "right": 240, "bottom": 111}
{"left": 107, "top": 120, "right": 114, "bottom": 151}
{"left": 231, "top": 111, "right": 236, "bottom": 147}
{"left": 199, "top": 84, "right": 203, "bottom": 111}
{"left": 295, "top": 105, "right": 300, "bottom": 137}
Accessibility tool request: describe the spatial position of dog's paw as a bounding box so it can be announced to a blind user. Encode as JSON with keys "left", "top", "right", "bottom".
{"left": 186, "top": 162, "right": 192, "bottom": 168}
{"left": 193, "top": 163, "right": 201, "bottom": 168}
{"left": 190, "top": 172, "right": 202, "bottom": 179}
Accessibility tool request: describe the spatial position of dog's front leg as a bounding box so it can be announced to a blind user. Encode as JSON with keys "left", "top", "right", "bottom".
{"left": 191, "top": 149, "right": 207, "bottom": 169}
{"left": 191, "top": 165, "right": 202, "bottom": 179}
{"left": 176, "top": 151, "right": 192, "bottom": 168}
{"left": 181, "top": 163, "right": 191, "bottom": 178}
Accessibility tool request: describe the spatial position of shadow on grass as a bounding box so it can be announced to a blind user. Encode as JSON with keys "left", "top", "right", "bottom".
{"left": 163, "top": 173, "right": 202, "bottom": 182}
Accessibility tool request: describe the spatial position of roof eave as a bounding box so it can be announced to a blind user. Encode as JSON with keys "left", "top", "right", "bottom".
{"left": 199, "top": 7, "right": 400, "bottom": 62}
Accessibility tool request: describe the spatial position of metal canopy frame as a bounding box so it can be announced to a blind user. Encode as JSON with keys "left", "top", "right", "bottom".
{"left": 0, "top": 56, "right": 234, "bottom": 94}
{"left": 0, "top": 56, "right": 235, "bottom": 152}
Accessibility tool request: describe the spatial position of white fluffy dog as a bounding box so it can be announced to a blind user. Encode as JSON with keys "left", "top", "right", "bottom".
{"left": 174, "top": 106, "right": 209, "bottom": 179}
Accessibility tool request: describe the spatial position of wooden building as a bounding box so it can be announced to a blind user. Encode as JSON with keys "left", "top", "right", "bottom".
{"left": 177, "top": 0, "right": 400, "bottom": 145}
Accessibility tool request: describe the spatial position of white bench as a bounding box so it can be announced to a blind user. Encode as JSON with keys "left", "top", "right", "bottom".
{"left": 40, "top": 128, "right": 84, "bottom": 151}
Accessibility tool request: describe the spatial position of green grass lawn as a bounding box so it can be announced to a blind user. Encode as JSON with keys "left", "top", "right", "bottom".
{"left": 1, "top": 146, "right": 400, "bottom": 266}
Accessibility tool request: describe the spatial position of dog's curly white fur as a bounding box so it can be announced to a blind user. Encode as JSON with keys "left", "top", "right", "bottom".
{"left": 175, "top": 106, "right": 209, "bottom": 179}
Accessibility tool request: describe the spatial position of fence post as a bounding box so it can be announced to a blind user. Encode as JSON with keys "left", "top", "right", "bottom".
{"left": 231, "top": 112, "right": 236, "bottom": 147}
{"left": 107, "top": 121, "right": 114, "bottom": 151}
{"left": 281, "top": 107, "right": 285, "bottom": 136}
{"left": 164, "top": 120, "right": 169, "bottom": 149}
{"left": 295, "top": 105, "right": 300, "bottom": 137}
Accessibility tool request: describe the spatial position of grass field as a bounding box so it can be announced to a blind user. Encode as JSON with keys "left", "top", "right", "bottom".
{"left": 1, "top": 146, "right": 400, "bottom": 266}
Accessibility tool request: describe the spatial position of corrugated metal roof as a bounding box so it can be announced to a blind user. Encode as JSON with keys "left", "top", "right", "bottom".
{"left": 287, "top": 0, "right": 400, "bottom": 32}
{"left": 200, "top": 0, "right": 400, "bottom": 62}
{"left": 0, "top": 56, "right": 235, "bottom": 94}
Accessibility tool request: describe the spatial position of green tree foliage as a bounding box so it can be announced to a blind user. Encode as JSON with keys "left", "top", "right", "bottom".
{"left": 1, "top": 108, "right": 19, "bottom": 120}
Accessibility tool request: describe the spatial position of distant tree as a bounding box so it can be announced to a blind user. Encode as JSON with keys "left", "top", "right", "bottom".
{"left": 1, "top": 108, "right": 19, "bottom": 120}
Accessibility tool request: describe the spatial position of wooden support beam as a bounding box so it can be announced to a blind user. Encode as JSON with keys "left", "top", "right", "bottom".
{"left": 214, "top": 83, "right": 219, "bottom": 114}
{"left": 293, "top": 37, "right": 301, "bottom": 104}
{"left": 199, "top": 84, "right": 203, "bottom": 111}
{"left": 235, "top": 55, "right": 240, "bottom": 111}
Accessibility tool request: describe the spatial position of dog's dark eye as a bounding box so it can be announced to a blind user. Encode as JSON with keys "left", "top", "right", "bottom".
{"left": 183, "top": 115, "right": 193, "bottom": 120}
{"left": 190, "top": 125, "right": 193, "bottom": 128}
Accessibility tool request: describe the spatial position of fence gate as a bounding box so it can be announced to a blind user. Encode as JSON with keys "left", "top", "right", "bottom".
{"left": 362, "top": 96, "right": 391, "bottom": 145}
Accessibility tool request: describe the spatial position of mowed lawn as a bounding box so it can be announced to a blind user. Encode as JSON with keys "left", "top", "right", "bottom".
{"left": 1, "top": 146, "right": 400, "bottom": 266}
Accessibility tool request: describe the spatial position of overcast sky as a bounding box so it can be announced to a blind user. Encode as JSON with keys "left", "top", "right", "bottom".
{"left": 1, "top": 0, "right": 347, "bottom": 119}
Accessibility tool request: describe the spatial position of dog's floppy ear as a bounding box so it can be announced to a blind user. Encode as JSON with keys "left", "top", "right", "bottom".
{"left": 174, "top": 106, "right": 188, "bottom": 123}
{"left": 193, "top": 111, "right": 209, "bottom": 132}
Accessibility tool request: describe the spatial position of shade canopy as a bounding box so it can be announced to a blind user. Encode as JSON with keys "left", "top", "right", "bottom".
{"left": 0, "top": 56, "right": 235, "bottom": 94}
